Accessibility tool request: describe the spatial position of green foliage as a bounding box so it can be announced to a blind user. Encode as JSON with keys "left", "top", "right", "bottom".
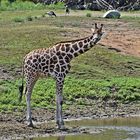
{"left": 13, "top": 16, "right": 24, "bottom": 22}
{"left": 0, "top": 1, "right": 65, "bottom": 11}
{"left": 12, "top": 1, "right": 45, "bottom": 10}
{"left": 0, "top": 1, "right": 45, "bottom": 11}
{"left": 0, "top": 80, "right": 25, "bottom": 112}
{"left": 0, "top": 77, "right": 140, "bottom": 112}
{"left": 46, "top": 2, "right": 65, "bottom": 10}
{"left": 8, "top": 0, "right": 16, "bottom": 4}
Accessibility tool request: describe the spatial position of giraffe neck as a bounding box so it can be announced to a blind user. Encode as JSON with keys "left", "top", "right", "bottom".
{"left": 64, "top": 34, "right": 99, "bottom": 60}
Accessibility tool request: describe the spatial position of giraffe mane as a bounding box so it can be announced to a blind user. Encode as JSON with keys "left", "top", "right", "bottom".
{"left": 55, "top": 36, "right": 89, "bottom": 45}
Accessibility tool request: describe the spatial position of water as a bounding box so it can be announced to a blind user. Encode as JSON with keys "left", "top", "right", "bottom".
{"left": 28, "top": 117, "right": 140, "bottom": 140}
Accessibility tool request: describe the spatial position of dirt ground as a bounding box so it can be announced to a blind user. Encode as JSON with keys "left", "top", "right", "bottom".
{"left": 100, "top": 20, "right": 140, "bottom": 57}
{"left": 0, "top": 17, "right": 140, "bottom": 139}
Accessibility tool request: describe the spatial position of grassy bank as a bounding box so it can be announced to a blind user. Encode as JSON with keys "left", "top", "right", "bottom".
{"left": 0, "top": 9, "right": 140, "bottom": 112}
{"left": 0, "top": 76, "right": 140, "bottom": 112}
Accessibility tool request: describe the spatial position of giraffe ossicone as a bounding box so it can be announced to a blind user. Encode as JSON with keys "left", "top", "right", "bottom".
{"left": 19, "top": 23, "right": 104, "bottom": 129}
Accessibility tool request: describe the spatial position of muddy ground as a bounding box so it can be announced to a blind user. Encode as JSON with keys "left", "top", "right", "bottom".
{"left": 0, "top": 15, "right": 140, "bottom": 139}
{"left": 0, "top": 99, "right": 140, "bottom": 139}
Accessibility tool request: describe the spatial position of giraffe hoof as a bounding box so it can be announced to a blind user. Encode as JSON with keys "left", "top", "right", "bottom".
{"left": 27, "top": 122, "right": 34, "bottom": 127}
{"left": 58, "top": 125, "right": 66, "bottom": 130}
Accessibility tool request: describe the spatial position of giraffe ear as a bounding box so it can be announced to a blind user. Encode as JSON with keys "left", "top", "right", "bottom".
{"left": 95, "top": 23, "right": 98, "bottom": 29}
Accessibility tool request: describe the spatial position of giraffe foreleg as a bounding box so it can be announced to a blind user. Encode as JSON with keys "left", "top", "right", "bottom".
{"left": 56, "top": 77, "right": 65, "bottom": 129}
{"left": 56, "top": 93, "right": 64, "bottom": 128}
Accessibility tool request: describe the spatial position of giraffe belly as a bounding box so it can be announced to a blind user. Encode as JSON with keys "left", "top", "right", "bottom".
{"left": 38, "top": 72, "right": 49, "bottom": 78}
{"left": 49, "top": 63, "right": 71, "bottom": 78}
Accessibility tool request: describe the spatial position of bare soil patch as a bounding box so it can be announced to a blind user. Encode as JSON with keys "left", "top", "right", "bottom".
{"left": 100, "top": 20, "right": 140, "bottom": 57}
{"left": 0, "top": 66, "right": 14, "bottom": 80}
{"left": 0, "top": 66, "right": 21, "bottom": 80}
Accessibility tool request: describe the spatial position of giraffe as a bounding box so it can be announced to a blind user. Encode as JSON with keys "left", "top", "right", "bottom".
{"left": 19, "top": 23, "right": 104, "bottom": 129}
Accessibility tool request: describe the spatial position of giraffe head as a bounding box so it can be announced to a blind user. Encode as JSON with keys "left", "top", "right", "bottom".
{"left": 91, "top": 23, "right": 104, "bottom": 44}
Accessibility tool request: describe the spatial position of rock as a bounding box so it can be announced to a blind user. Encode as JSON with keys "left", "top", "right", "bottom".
{"left": 86, "top": 3, "right": 102, "bottom": 11}
{"left": 103, "top": 10, "right": 121, "bottom": 19}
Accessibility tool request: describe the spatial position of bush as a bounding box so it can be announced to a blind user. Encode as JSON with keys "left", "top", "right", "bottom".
{"left": 0, "top": 1, "right": 46, "bottom": 11}
{"left": 46, "top": 2, "right": 65, "bottom": 10}
{"left": 0, "top": 1, "right": 65, "bottom": 11}
{"left": 26, "top": 16, "right": 33, "bottom": 21}
{"left": 86, "top": 13, "right": 92, "bottom": 17}
{"left": 13, "top": 17, "right": 24, "bottom": 22}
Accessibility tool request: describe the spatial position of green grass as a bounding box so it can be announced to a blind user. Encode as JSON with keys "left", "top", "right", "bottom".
{"left": 0, "top": 77, "right": 140, "bottom": 112}
{"left": 71, "top": 46, "right": 140, "bottom": 79}
{"left": 0, "top": 9, "right": 140, "bottom": 112}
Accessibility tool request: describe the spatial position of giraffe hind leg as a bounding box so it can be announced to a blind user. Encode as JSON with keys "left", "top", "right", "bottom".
{"left": 25, "top": 76, "right": 38, "bottom": 127}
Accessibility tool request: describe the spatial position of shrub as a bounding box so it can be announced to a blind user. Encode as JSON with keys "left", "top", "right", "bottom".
{"left": 46, "top": 2, "right": 65, "bottom": 10}
{"left": 86, "top": 13, "right": 92, "bottom": 17}
{"left": 0, "top": 1, "right": 65, "bottom": 11}
{"left": 0, "top": 1, "right": 45, "bottom": 11}
{"left": 13, "top": 17, "right": 24, "bottom": 22}
{"left": 26, "top": 16, "right": 33, "bottom": 21}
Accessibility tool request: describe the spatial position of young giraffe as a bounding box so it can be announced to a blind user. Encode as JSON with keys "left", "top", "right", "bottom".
{"left": 19, "top": 23, "right": 104, "bottom": 129}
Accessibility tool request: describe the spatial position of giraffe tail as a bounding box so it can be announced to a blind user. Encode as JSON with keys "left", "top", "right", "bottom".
{"left": 18, "top": 59, "right": 24, "bottom": 103}
{"left": 19, "top": 83, "right": 24, "bottom": 103}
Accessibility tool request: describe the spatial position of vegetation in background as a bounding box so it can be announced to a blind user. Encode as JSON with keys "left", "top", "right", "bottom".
{"left": 19, "top": 0, "right": 140, "bottom": 11}
{"left": 0, "top": 0, "right": 64, "bottom": 11}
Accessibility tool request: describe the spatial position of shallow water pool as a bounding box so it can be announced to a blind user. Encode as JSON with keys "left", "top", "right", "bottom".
{"left": 26, "top": 117, "right": 140, "bottom": 140}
